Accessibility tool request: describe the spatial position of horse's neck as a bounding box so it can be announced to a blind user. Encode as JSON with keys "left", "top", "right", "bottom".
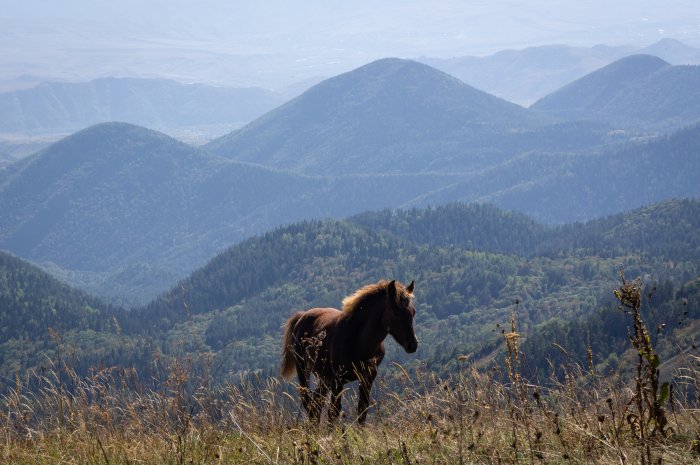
{"left": 343, "top": 295, "right": 388, "bottom": 354}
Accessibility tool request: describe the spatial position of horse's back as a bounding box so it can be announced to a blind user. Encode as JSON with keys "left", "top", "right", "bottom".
{"left": 293, "top": 307, "right": 342, "bottom": 339}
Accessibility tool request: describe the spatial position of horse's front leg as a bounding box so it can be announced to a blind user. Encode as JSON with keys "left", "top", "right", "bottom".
{"left": 357, "top": 366, "right": 378, "bottom": 425}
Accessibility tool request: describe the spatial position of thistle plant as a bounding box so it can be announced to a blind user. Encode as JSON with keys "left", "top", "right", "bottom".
{"left": 613, "top": 270, "right": 669, "bottom": 464}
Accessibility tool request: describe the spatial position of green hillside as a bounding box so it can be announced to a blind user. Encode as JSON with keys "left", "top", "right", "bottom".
{"left": 522, "top": 275, "right": 700, "bottom": 380}
{"left": 1, "top": 200, "right": 699, "bottom": 385}
{"left": 0, "top": 251, "right": 131, "bottom": 378}
{"left": 1, "top": 116, "right": 697, "bottom": 307}
{"left": 349, "top": 203, "right": 550, "bottom": 254}
{"left": 124, "top": 199, "right": 700, "bottom": 380}
{"left": 0, "top": 251, "right": 115, "bottom": 340}
{"left": 349, "top": 198, "right": 700, "bottom": 261}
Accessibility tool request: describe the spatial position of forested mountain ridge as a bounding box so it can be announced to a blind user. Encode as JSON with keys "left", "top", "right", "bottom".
{"left": 0, "top": 251, "right": 116, "bottom": 341}
{"left": 0, "top": 122, "right": 344, "bottom": 304}
{"left": 352, "top": 198, "right": 700, "bottom": 261}
{"left": 407, "top": 123, "right": 700, "bottom": 224}
{"left": 533, "top": 54, "right": 671, "bottom": 112}
{"left": 1, "top": 120, "right": 698, "bottom": 305}
{"left": 1, "top": 199, "right": 699, "bottom": 383}
{"left": 0, "top": 250, "right": 127, "bottom": 377}
{"left": 143, "top": 198, "right": 700, "bottom": 323}
{"left": 127, "top": 199, "right": 700, "bottom": 379}
{"left": 487, "top": 123, "right": 700, "bottom": 223}
{"left": 349, "top": 203, "right": 549, "bottom": 255}
{"left": 419, "top": 44, "right": 636, "bottom": 107}
{"left": 522, "top": 275, "right": 700, "bottom": 380}
{"left": 541, "top": 197, "right": 700, "bottom": 260}
{"left": 205, "top": 58, "right": 570, "bottom": 176}
{"left": 532, "top": 55, "right": 700, "bottom": 130}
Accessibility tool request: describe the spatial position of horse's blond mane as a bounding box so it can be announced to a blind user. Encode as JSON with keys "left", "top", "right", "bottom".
{"left": 341, "top": 280, "right": 412, "bottom": 313}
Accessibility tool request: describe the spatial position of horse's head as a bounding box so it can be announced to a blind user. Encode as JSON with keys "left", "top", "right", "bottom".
{"left": 383, "top": 280, "right": 418, "bottom": 353}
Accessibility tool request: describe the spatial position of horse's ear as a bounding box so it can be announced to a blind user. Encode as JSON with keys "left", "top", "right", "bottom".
{"left": 406, "top": 280, "right": 415, "bottom": 294}
{"left": 388, "top": 280, "right": 397, "bottom": 299}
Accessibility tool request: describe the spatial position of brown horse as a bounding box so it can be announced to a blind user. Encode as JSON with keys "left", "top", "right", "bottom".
{"left": 281, "top": 279, "right": 418, "bottom": 424}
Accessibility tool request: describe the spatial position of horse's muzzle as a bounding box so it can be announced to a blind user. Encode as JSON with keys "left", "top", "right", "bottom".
{"left": 405, "top": 338, "right": 418, "bottom": 353}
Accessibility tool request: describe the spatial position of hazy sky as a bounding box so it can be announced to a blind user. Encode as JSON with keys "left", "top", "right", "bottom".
{"left": 1, "top": 1, "right": 699, "bottom": 87}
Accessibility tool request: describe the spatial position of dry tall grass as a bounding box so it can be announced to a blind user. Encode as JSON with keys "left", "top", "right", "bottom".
{"left": 2, "top": 347, "right": 698, "bottom": 464}
{"left": 2, "top": 278, "right": 699, "bottom": 464}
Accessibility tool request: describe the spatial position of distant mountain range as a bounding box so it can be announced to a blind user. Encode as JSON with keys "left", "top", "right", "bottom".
{"left": 1, "top": 57, "right": 699, "bottom": 304}
{"left": 420, "top": 39, "right": 700, "bottom": 106}
{"left": 531, "top": 55, "right": 700, "bottom": 130}
{"left": 2, "top": 38, "right": 699, "bottom": 169}
{"left": 0, "top": 77, "right": 290, "bottom": 166}
{"left": 0, "top": 77, "right": 285, "bottom": 137}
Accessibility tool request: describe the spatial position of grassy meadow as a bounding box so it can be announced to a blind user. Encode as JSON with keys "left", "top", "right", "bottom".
{"left": 2, "top": 301, "right": 699, "bottom": 465}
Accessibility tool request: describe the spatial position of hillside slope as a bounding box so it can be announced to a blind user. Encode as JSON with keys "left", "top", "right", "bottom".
{"left": 0, "top": 123, "right": 333, "bottom": 303}
{"left": 2, "top": 200, "right": 699, "bottom": 382}
{"left": 400, "top": 124, "right": 700, "bottom": 223}
{"left": 487, "top": 124, "right": 700, "bottom": 223}
{"left": 420, "top": 44, "right": 634, "bottom": 106}
{"left": 2, "top": 121, "right": 697, "bottom": 304}
{"left": 206, "top": 58, "right": 557, "bottom": 175}
{"left": 0, "top": 251, "right": 126, "bottom": 376}
{"left": 2, "top": 55, "right": 699, "bottom": 305}
{"left": 123, "top": 199, "right": 700, "bottom": 379}
{"left": 532, "top": 55, "right": 700, "bottom": 130}
{"left": 348, "top": 198, "right": 700, "bottom": 262}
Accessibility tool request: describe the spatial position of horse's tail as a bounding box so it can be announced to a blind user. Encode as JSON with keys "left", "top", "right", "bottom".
{"left": 281, "top": 311, "right": 304, "bottom": 379}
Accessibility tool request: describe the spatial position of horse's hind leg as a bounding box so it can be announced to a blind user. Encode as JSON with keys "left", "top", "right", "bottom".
{"left": 295, "top": 358, "right": 314, "bottom": 418}
{"left": 296, "top": 361, "right": 327, "bottom": 422}
{"left": 308, "top": 381, "right": 329, "bottom": 423}
{"left": 327, "top": 381, "right": 343, "bottom": 423}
